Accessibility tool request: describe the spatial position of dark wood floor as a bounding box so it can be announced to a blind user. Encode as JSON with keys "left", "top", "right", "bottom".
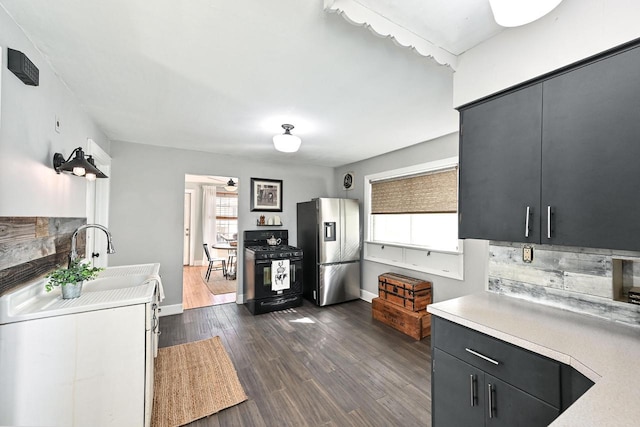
{"left": 159, "top": 299, "right": 432, "bottom": 426}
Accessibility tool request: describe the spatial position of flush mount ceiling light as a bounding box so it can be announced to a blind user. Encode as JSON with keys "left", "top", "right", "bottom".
{"left": 273, "top": 124, "right": 302, "bottom": 153}
{"left": 489, "top": 0, "right": 563, "bottom": 27}
{"left": 53, "top": 147, "right": 108, "bottom": 180}
{"left": 224, "top": 178, "right": 238, "bottom": 192}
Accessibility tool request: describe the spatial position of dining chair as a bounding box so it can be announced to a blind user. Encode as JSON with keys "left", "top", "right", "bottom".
{"left": 203, "top": 243, "right": 226, "bottom": 280}
{"left": 226, "top": 248, "right": 237, "bottom": 279}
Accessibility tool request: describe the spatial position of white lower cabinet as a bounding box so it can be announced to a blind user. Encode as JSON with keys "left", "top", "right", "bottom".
{"left": 0, "top": 301, "right": 155, "bottom": 426}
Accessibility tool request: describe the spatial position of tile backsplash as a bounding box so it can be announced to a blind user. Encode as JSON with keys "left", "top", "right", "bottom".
{"left": 0, "top": 217, "right": 86, "bottom": 296}
{"left": 488, "top": 242, "right": 640, "bottom": 326}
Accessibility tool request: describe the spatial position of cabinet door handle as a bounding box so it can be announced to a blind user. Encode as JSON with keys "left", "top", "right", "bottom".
{"left": 465, "top": 348, "right": 499, "bottom": 365}
{"left": 524, "top": 206, "right": 531, "bottom": 238}
{"left": 488, "top": 383, "right": 495, "bottom": 419}
{"left": 469, "top": 374, "right": 477, "bottom": 407}
{"left": 547, "top": 205, "right": 552, "bottom": 239}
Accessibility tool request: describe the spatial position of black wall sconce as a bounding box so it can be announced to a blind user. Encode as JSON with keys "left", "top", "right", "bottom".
{"left": 53, "top": 147, "right": 108, "bottom": 180}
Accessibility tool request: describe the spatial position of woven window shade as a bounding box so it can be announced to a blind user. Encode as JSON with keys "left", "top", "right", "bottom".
{"left": 371, "top": 168, "right": 457, "bottom": 214}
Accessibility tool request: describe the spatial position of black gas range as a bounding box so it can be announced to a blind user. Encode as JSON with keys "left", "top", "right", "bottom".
{"left": 243, "top": 230, "right": 303, "bottom": 315}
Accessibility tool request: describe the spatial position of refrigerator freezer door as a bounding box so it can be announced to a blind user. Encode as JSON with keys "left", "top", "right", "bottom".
{"left": 318, "top": 262, "right": 360, "bottom": 306}
{"left": 340, "top": 198, "right": 361, "bottom": 262}
{"left": 318, "top": 198, "right": 342, "bottom": 264}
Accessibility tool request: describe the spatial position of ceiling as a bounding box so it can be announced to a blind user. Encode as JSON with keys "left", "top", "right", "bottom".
{"left": 0, "top": 0, "right": 503, "bottom": 167}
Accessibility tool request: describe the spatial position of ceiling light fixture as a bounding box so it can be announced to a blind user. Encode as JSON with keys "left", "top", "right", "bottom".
{"left": 224, "top": 178, "right": 238, "bottom": 192}
{"left": 273, "top": 124, "right": 302, "bottom": 153}
{"left": 489, "top": 0, "right": 563, "bottom": 27}
{"left": 53, "top": 147, "right": 108, "bottom": 179}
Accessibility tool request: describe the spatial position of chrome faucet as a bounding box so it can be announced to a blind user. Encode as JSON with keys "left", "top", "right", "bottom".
{"left": 69, "top": 224, "right": 115, "bottom": 267}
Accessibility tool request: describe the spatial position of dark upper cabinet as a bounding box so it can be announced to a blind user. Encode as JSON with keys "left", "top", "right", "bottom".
{"left": 541, "top": 45, "right": 640, "bottom": 250}
{"left": 458, "top": 84, "right": 542, "bottom": 243}
{"left": 458, "top": 41, "right": 640, "bottom": 250}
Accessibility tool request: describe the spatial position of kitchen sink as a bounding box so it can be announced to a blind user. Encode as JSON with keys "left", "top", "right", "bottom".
{"left": 84, "top": 274, "right": 154, "bottom": 292}
{"left": 0, "top": 263, "right": 161, "bottom": 324}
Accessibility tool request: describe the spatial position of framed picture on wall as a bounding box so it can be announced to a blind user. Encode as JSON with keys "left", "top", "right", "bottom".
{"left": 250, "top": 178, "right": 283, "bottom": 212}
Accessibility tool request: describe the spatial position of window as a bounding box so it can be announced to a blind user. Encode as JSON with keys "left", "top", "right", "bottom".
{"left": 364, "top": 157, "right": 464, "bottom": 280}
{"left": 216, "top": 191, "right": 238, "bottom": 242}
{"left": 371, "top": 213, "right": 458, "bottom": 251}
{"left": 368, "top": 160, "right": 459, "bottom": 252}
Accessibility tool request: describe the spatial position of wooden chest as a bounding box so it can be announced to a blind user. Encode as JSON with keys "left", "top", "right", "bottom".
{"left": 372, "top": 297, "right": 431, "bottom": 340}
{"left": 378, "top": 272, "right": 432, "bottom": 312}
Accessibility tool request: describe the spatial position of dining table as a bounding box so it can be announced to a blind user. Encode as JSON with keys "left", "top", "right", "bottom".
{"left": 212, "top": 243, "right": 237, "bottom": 279}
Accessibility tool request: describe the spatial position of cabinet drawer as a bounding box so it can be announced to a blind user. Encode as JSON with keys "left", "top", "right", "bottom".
{"left": 433, "top": 317, "right": 561, "bottom": 408}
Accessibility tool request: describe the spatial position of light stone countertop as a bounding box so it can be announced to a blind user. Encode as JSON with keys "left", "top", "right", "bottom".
{"left": 427, "top": 292, "right": 640, "bottom": 427}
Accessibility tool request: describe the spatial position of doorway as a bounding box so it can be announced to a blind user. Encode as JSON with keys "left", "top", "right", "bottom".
{"left": 183, "top": 174, "right": 239, "bottom": 310}
{"left": 184, "top": 190, "right": 194, "bottom": 266}
{"left": 85, "top": 139, "right": 111, "bottom": 269}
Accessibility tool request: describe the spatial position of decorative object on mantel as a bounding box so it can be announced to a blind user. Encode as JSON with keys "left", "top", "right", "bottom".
{"left": 272, "top": 124, "right": 302, "bottom": 153}
{"left": 53, "top": 147, "right": 108, "bottom": 180}
{"left": 250, "top": 178, "right": 283, "bottom": 212}
{"left": 45, "top": 260, "right": 103, "bottom": 299}
{"left": 256, "top": 215, "right": 282, "bottom": 226}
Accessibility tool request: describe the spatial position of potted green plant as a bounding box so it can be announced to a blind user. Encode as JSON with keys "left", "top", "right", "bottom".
{"left": 45, "top": 260, "right": 104, "bottom": 299}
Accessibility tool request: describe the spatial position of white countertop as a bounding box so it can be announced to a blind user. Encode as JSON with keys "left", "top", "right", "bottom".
{"left": 428, "top": 292, "right": 640, "bottom": 427}
{"left": 0, "top": 263, "right": 162, "bottom": 324}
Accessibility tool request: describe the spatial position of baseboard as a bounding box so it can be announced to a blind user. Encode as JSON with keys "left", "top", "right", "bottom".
{"left": 360, "top": 289, "right": 376, "bottom": 303}
{"left": 158, "top": 303, "right": 183, "bottom": 317}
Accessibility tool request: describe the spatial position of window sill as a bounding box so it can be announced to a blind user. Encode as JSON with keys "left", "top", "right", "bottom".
{"left": 364, "top": 240, "right": 463, "bottom": 255}
{"left": 363, "top": 241, "right": 464, "bottom": 280}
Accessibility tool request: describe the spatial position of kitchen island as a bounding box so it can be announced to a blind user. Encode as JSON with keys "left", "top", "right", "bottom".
{"left": 428, "top": 292, "right": 640, "bottom": 426}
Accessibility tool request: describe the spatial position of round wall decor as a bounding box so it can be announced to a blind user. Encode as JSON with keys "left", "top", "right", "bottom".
{"left": 343, "top": 172, "right": 355, "bottom": 190}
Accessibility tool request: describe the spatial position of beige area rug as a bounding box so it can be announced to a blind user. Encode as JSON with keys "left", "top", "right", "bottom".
{"left": 151, "top": 337, "right": 248, "bottom": 427}
{"left": 200, "top": 268, "right": 237, "bottom": 295}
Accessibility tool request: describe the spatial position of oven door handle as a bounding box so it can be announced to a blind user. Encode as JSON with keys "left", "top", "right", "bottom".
{"left": 256, "top": 258, "right": 302, "bottom": 265}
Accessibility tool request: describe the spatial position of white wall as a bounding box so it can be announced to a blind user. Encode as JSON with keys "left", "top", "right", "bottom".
{"left": 334, "top": 132, "right": 489, "bottom": 303}
{"left": 454, "top": 0, "right": 640, "bottom": 107}
{"left": 108, "top": 141, "right": 334, "bottom": 308}
{"left": 0, "top": 7, "right": 110, "bottom": 217}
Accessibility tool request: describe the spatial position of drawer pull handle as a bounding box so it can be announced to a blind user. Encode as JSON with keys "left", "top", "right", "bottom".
{"left": 469, "top": 374, "right": 477, "bottom": 407}
{"left": 488, "top": 383, "right": 495, "bottom": 419}
{"left": 465, "top": 348, "right": 499, "bottom": 365}
{"left": 524, "top": 206, "right": 531, "bottom": 238}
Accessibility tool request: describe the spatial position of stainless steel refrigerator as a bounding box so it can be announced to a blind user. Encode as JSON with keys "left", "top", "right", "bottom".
{"left": 297, "top": 198, "right": 361, "bottom": 306}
